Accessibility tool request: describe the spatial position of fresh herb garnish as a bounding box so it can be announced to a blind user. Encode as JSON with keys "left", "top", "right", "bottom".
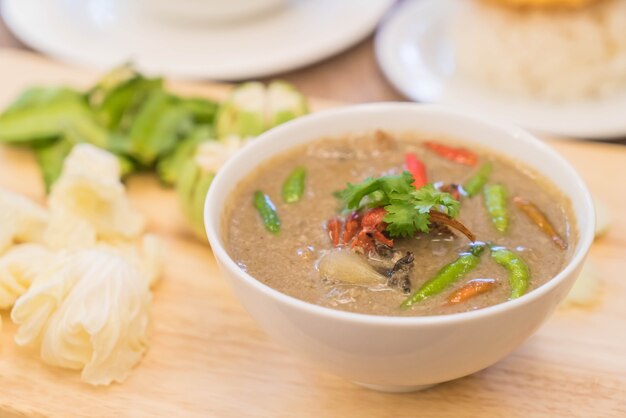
{"left": 337, "top": 172, "right": 460, "bottom": 238}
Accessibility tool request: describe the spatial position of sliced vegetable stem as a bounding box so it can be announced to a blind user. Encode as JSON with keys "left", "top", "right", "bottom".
{"left": 463, "top": 162, "right": 492, "bottom": 197}
{"left": 282, "top": 166, "right": 307, "bottom": 203}
{"left": 484, "top": 184, "right": 509, "bottom": 233}
{"left": 491, "top": 247, "right": 529, "bottom": 299}
{"left": 401, "top": 244, "right": 485, "bottom": 308}
{"left": 254, "top": 191, "right": 281, "bottom": 234}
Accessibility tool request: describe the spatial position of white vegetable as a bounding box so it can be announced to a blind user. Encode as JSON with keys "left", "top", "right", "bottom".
{"left": 0, "top": 188, "right": 49, "bottom": 254}
{"left": 215, "top": 82, "right": 266, "bottom": 139}
{"left": 48, "top": 144, "right": 145, "bottom": 242}
{"left": 43, "top": 209, "right": 97, "bottom": 250}
{"left": 266, "top": 80, "right": 308, "bottom": 129}
{"left": 194, "top": 135, "right": 247, "bottom": 174}
{"left": 317, "top": 250, "right": 386, "bottom": 285}
{"left": 11, "top": 249, "right": 151, "bottom": 386}
{"left": 0, "top": 243, "right": 54, "bottom": 309}
{"left": 98, "top": 234, "right": 164, "bottom": 288}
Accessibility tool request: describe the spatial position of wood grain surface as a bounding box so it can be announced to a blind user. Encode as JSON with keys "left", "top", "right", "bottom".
{"left": 0, "top": 49, "right": 625, "bottom": 418}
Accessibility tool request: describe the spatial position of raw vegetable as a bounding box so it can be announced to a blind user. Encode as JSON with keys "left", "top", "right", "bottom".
{"left": 0, "top": 143, "right": 162, "bottom": 385}
{"left": 0, "top": 65, "right": 308, "bottom": 243}
{"left": 11, "top": 248, "right": 152, "bottom": 386}
{"left": 424, "top": 141, "right": 478, "bottom": 166}
{"left": 0, "top": 89, "right": 108, "bottom": 147}
{"left": 484, "top": 184, "right": 509, "bottom": 232}
{"left": 254, "top": 191, "right": 281, "bottom": 234}
{"left": 513, "top": 196, "right": 567, "bottom": 249}
{"left": 266, "top": 81, "right": 308, "bottom": 129}
{"left": 282, "top": 166, "right": 306, "bottom": 203}
{"left": 0, "top": 188, "right": 49, "bottom": 254}
{"left": 317, "top": 249, "right": 386, "bottom": 285}
{"left": 127, "top": 91, "right": 193, "bottom": 165}
{"left": 337, "top": 172, "right": 460, "bottom": 238}
{"left": 463, "top": 162, "right": 492, "bottom": 197}
{"left": 156, "top": 125, "right": 213, "bottom": 186}
{"left": 491, "top": 247, "right": 529, "bottom": 299}
{"left": 48, "top": 144, "right": 145, "bottom": 242}
{"left": 405, "top": 152, "right": 427, "bottom": 188}
{"left": 215, "top": 81, "right": 308, "bottom": 139}
{"left": 215, "top": 82, "right": 266, "bottom": 138}
{"left": 401, "top": 243, "right": 485, "bottom": 308}
{"left": 0, "top": 243, "right": 54, "bottom": 309}
{"left": 446, "top": 278, "right": 497, "bottom": 305}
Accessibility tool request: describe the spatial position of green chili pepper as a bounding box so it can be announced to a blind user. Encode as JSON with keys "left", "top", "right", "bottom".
{"left": 282, "top": 166, "right": 306, "bottom": 203}
{"left": 491, "top": 247, "right": 529, "bottom": 299}
{"left": 401, "top": 244, "right": 485, "bottom": 308}
{"left": 484, "top": 184, "right": 508, "bottom": 232}
{"left": 254, "top": 191, "right": 281, "bottom": 234}
{"left": 464, "top": 162, "right": 492, "bottom": 197}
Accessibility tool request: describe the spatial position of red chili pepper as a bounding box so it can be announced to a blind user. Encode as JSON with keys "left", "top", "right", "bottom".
{"left": 405, "top": 153, "right": 427, "bottom": 188}
{"left": 326, "top": 218, "right": 342, "bottom": 247}
{"left": 424, "top": 142, "right": 478, "bottom": 167}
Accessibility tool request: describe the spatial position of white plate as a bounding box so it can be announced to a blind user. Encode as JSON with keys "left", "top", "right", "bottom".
{"left": 2, "top": 0, "right": 393, "bottom": 80}
{"left": 375, "top": 0, "right": 626, "bottom": 139}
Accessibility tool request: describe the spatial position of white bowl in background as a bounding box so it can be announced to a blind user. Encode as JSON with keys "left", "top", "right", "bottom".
{"left": 138, "top": 0, "right": 288, "bottom": 24}
{"left": 205, "top": 103, "right": 595, "bottom": 392}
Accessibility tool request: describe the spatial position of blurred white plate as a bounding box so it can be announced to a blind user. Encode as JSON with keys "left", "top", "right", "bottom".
{"left": 375, "top": 0, "right": 626, "bottom": 139}
{"left": 2, "top": 0, "right": 393, "bottom": 80}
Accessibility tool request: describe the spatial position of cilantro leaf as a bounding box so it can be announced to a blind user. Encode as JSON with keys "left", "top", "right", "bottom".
{"left": 335, "top": 173, "right": 461, "bottom": 238}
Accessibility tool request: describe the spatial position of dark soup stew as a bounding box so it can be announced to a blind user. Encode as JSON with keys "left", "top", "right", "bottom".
{"left": 225, "top": 131, "right": 576, "bottom": 316}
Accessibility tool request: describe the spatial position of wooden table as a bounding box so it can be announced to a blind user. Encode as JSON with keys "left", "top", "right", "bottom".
{"left": 0, "top": 7, "right": 625, "bottom": 418}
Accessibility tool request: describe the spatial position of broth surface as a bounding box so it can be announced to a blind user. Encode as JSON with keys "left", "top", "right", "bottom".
{"left": 225, "top": 132, "right": 575, "bottom": 316}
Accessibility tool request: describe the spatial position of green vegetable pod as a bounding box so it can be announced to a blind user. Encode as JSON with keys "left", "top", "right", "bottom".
{"left": 463, "top": 162, "right": 492, "bottom": 197}
{"left": 282, "top": 166, "right": 306, "bottom": 203}
{"left": 254, "top": 191, "right": 281, "bottom": 234}
{"left": 401, "top": 244, "right": 485, "bottom": 308}
{"left": 215, "top": 81, "right": 308, "bottom": 140}
{"left": 0, "top": 90, "right": 107, "bottom": 147}
{"left": 215, "top": 82, "right": 267, "bottom": 139}
{"left": 266, "top": 81, "right": 308, "bottom": 129}
{"left": 491, "top": 247, "right": 530, "bottom": 299}
{"left": 484, "top": 183, "right": 508, "bottom": 232}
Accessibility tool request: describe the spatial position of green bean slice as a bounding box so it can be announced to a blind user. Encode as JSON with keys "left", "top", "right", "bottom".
{"left": 463, "top": 162, "right": 492, "bottom": 197}
{"left": 491, "top": 247, "right": 529, "bottom": 299}
{"left": 282, "top": 166, "right": 306, "bottom": 203}
{"left": 484, "top": 184, "right": 508, "bottom": 232}
{"left": 401, "top": 244, "right": 485, "bottom": 308}
{"left": 254, "top": 191, "right": 281, "bottom": 234}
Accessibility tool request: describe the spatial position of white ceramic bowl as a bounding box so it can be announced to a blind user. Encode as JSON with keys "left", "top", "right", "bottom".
{"left": 205, "top": 104, "right": 595, "bottom": 392}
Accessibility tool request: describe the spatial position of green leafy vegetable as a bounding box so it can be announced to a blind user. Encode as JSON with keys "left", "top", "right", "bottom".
{"left": 336, "top": 172, "right": 460, "bottom": 238}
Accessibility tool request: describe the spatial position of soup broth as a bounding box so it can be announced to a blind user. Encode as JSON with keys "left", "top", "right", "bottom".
{"left": 225, "top": 131, "right": 575, "bottom": 316}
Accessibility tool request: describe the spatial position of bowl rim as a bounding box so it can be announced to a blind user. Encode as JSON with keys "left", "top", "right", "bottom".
{"left": 205, "top": 102, "right": 595, "bottom": 327}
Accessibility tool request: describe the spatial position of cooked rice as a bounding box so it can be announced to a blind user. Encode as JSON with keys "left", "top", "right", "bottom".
{"left": 451, "top": 0, "right": 626, "bottom": 101}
